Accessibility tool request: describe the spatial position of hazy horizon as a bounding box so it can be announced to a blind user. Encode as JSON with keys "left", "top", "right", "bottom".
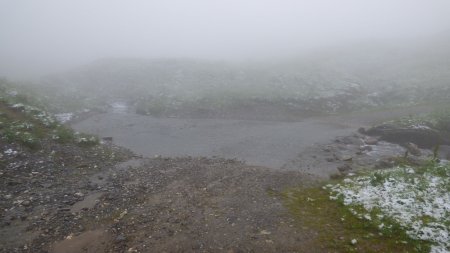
{"left": 1, "top": 0, "right": 450, "bottom": 79}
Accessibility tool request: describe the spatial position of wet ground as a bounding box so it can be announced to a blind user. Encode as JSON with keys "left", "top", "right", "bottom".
{"left": 1, "top": 102, "right": 438, "bottom": 253}
{"left": 72, "top": 104, "right": 433, "bottom": 177}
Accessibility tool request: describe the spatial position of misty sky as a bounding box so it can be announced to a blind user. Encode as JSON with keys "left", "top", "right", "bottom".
{"left": 1, "top": 0, "right": 450, "bottom": 78}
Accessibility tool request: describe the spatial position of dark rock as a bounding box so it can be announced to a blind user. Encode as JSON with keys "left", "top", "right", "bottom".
{"left": 365, "top": 124, "right": 448, "bottom": 148}
{"left": 358, "top": 127, "right": 366, "bottom": 134}
{"left": 7, "top": 180, "right": 21, "bottom": 186}
{"left": 330, "top": 173, "right": 344, "bottom": 180}
{"left": 337, "top": 164, "right": 352, "bottom": 173}
{"left": 360, "top": 145, "right": 373, "bottom": 152}
{"left": 364, "top": 137, "right": 378, "bottom": 145}
{"left": 405, "top": 142, "right": 421, "bottom": 156}
{"left": 115, "top": 234, "right": 126, "bottom": 242}
{"left": 340, "top": 155, "right": 353, "bottom": 161}
{"left": 365, "top": 124, "right": 397, "bottom": 135}
{"left": 102, "top": 137, "right": 113, "bottom": 142}
{"left": 21, "top": 200, "right": 31, "bottom": 207}
{"left": 374, "top": 158, "right": 395, "bottom": 169}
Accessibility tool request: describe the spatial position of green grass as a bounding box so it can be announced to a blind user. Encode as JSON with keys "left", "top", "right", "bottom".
{"left": 282, "top": 186, "right": 431, "bottom": 253}
{"left": 0, "top": 80, "right": 100, "bottom": 149}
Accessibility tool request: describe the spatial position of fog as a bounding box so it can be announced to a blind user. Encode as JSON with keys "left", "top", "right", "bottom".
{"left": 1, "top": 0, "right": 450, "bottom": 78}
{"left": 2, "top": 2, "right": 450, "bottom": 251}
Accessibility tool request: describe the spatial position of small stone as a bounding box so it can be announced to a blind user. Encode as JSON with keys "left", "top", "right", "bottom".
{"left": 360, "top": 145, "right": 372, "bottom": 152}
{"left": 341, "top": 155, "right": 353, "bottom": 161}
{"left": 405, "top": 142, "right": 421, "bottom": 156}
{"left": 22, "top": 200, "right": 31, "bottom": 207}
{"left": 337, "top": 164, "right": 352, "bottom": 173}
{"left": 259, "top": 230, "right": 271, "bottom": 235}
{"left": 116, "top": 234, "right": 126, "bottom": 242}
{"left": 351, "top": 239, "right": 357, "bottom": 245}
{"left": 358, "top": 127, "right": 366, "bottom": 134}
{"left": 364, "top": 137, "right": 378, "bottom": 145}
{"left": 74, "top": 192, "right": 84, "bottom": 197}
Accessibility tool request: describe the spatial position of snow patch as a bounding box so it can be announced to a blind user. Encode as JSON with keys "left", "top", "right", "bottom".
{"left": 328, "top": 165, "right": 450, "bottom": 252}
{"left": 55, "top": 113, "right": 74, "bottom": 123}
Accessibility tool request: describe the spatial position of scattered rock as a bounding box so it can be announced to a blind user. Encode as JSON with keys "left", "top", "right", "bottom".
{"left": 365, "top": 124, "right": 447, "bottom": 148}
{"left": 115, "top": 234, "right": 126, "bottom": 242}
{"left": 102, "top": 137, "right": 113, "bottom": 142}
{"left": 74, "top": 192, "right": 84, "bottom": 198}
{"left": 358, "top": 127, "right": 366, "bottom": 134}
{"left": 374, "top": 158, "right": 395, "bottom": 169}
{"left": 360, "top": 145, "right": 373, "bottom": 152}
{"left": 259, "top": 230, "right": 271, "bottom": 235}
{"left": 337, "top": 164, "right": 352, "bottom": 173}
{"left": 21, "top": 200, "right": 31, "bottom": 207}
{"left": 340, "top": 155, "right": 353, "bottom": 161}
{"left": 405, "top": 142, "right": 421, "bottom": 156}
{"left": 364, "top": 137, "right": 378, "bottom": 145}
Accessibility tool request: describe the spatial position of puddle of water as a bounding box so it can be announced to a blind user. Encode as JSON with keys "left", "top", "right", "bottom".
{"left": 50, "top": 229, "right": 110, "bottom": 253}
{"left": 0, "top": 222, "right": 40, "bottom": 250}
{"left": 70, "top": 192, "right": 104, "bottom": 213}
{"left": 72, "top": 113, "right": 353, "bottom": 169}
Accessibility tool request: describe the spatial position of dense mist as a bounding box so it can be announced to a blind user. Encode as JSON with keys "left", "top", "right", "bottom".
{"left": 2, "top": 2, "right": 450, "bottom": 252}
{"left": 1, "top": 0, "right": 450, "bottom": 78}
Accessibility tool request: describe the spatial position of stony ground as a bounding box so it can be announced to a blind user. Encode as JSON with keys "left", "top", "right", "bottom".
{"left": 2, "top": 127, "right": 443, "bottom": 252}
{"left": 1, "top": 88, "right": 446, "bottom": 252}
{"left": 1, "top": 139, "right": 327, "bottom": 253}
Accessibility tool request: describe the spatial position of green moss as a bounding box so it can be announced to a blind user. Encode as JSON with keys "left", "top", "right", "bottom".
{"left": 282, "top": 186, "right": 430, "bottom": 253}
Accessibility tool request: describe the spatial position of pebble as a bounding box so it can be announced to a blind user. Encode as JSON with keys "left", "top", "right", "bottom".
{"left": 364, "top": 137, "right": 378, "bottom": 145}
{"left": 116, "top": 234, "right": 126, "bottom": 242}
{"left": 74, "top": 192, "right": 84, "bottom": 197}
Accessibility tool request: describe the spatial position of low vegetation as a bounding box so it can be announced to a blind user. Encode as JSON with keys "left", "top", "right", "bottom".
{"left": 0, "top": 80, "right": 99, "bottom": 149}
{"left": 284, "top": 160, "right": 449, "bottom": 253}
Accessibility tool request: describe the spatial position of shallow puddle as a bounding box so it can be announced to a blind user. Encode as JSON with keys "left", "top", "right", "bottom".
{"left": 70, "top": 192, "right": 104, "bottom": 213}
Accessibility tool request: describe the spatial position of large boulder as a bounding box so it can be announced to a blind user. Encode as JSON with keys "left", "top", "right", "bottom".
{"left": 365, "top": 124, "right": 450, "bottom": 148}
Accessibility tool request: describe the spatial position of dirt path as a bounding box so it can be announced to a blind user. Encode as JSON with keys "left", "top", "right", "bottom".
{"left": 51, "top": 158, "right": 325, "bottom": 253}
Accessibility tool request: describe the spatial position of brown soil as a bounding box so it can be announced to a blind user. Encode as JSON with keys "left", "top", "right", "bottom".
{"left": 48, "top": 158, "right": 325, "bottom": 253}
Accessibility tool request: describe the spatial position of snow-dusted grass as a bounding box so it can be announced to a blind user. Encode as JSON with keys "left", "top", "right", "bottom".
{"left": 326, "top": 162, "right": 450, "bottom": 253}
{"left": 1, "top": 84, "right": 99, "bottom": 148}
